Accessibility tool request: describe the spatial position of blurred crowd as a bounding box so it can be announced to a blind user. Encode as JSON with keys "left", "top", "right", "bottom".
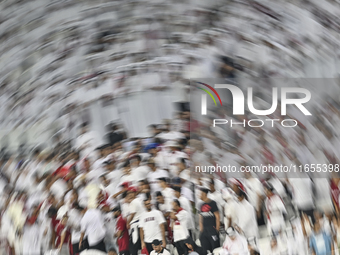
{"left": 2, "top": 0, "right": 340, "bottom": 255}
{"left": 3, "top": 111, "right": 340, "bottom": 255}
{"left": 2, "top": 0, "right": 340, "bottom": 134}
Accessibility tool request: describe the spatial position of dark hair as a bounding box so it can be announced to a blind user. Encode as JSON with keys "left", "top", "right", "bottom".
{"left": 74, "top": 203, "right": 84, "bottom": 211}
{"left": 200, "top": 188, "right": 210, "bottom": 194}
{"left": 144, "top": 198, "right": 151, "bottom": 203}
{"left": 33, "top": 148, "right": 41, "bottom": 156}
{"left": 264, "top": 183, "right": 274, "bottom": 192}
{"left": 145, "top": 192, "right": 151, "bottom": 200}
{"left": 172, "top": 186, "right": 181, "bottom": 193}
{"left": 154, "top": 138, "right": 162, "bottom": 144}
{"left": 123, "top": 160, "right": 130, "bottom": 168}
{"left": 250, "top": 250, "right": 260, "bottom": 255}
{"left": 46, "top": 153, "right": 55, "bottom": 161}
{"left": 158, "top": 177, "right": 166, "bottom": 183}
{"left": 81, "top": 122, "right": 88, "bottom": 128}
{"left": 179, "top": 158, "right": 186, "bottom": 165}
{"left": 173, "top": 199, "right": 181, "bottom": 207}
{"left": 122, "top": 191, "right": 128, "bottom": 199}
{"left": 70, "top": 165, "right": 77, "bottom": 173}
{"left": 112, "top": 206, "right": 121, "bottom": 212}
{"left": 132, "top": 155, "right": 141, "bottom": 162}
{"left": 102, "top": 144, "right": 111, "bottom": 150}
{"left": 47, "top": 207, "right": 58, "bottom": 217}
{"left": 238, "top": 188, "right": 247, "bottom": 199}
{"left": 139, "top": 179, "right": 148, "bottom": 185}
{"left": 155, "top": 191, "right": 163, "bottom": 197}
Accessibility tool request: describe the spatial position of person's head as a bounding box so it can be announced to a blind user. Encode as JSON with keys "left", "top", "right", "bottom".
{"left": 148, "top": 146, "right": 157, "bottom": 156}
{"left": 177, "top": 158, "right": 186, "bottom": 171}
{"left": 120, "top": 182, "right": 130, "bottom": 192}
{"left": 17, "top": 191, "right": 27, "bottom": 202}
{"left": 156, "top": 191, "right": 164, "bottom": 204}
{"left": 185, "top": 237, "right": 197, "bottom": 252}
{"left": 173, "top": 186, "right": 181, "bottom": 198}
{"left": 47, "top": 206, "right": 58, "bottom": 219}
{"left": 172, "top": 176, "right": 182, "bottom": 187}
{"left": 148, "top": 124, "right": 159, "bottom": 136}
{"left": 123, "top": 160, "right": 131, "bottom": 175}
{"left": 173, "top": 199, "right": 181, "bottom": 211}
{"left": 83, "top": 158, "right": 91, "bottom": 171}
{"left": 108, "top": 248, "right": 118, "bottom": 255}
{"left": 130, "top": 155, "right": 141, "bottom": 168}
{"left": 70, "top": 189, "right": 78, "bottom": 204}
{"left": 80, "top": 122, "right": 88, "bottom": 134}
{"left": 139, "top": 180, "right": 150, "bottom": 191}
{"left": 97, "top": 191, "right": 106, "bottom": 204}
{"left": 237, "top": 189, "right": 247, "bottom": 201}
{"left": 74, "top": 151, "right": 80, "bottom": 161}
{"left": 152, "top": 239, "right": 163, "bottom": 253}
{"left": 112, "top": 206, "right": 121, "bottom": 218}
{"left": 158, "top": 177, "right": 167, "bottom": 189}
{"left": 164, "top": 140, "right": 179, "bottom": 152}
{"left": 200, "top": 187, "right": 209, "bottom": 201}
{"left": 126, "top": 187, "right": 137, "bottom": 201}
{"left": 105, "top": 160, "right": 115, "bottom": 172}
{"left": 48, "top": 194, "right": 57, "bottom": 205}
{"left": 147, "top": 159, "right": 156, "bottom": 171}
{"left": 102, "top": 144, "right": 111, "bottom": 157}
{"left": 264, "top": 183, "right": 274, "bottom": 197}
{"left": 144, "top": 199, "right": 152, "bottom": 212}
{"left": 250, "top": 249, "right": 260, "bottom": 255}
{"left": 110, "top": 123, "right": 118, "bottom": 132}
{"left": 33, "top": 173, "right": 40, "bottom": 184}
{"left": 31, "top": 204, "right": 40, "bottom": 217}
{"left": 134, "top": 141, "right": 142, "bottom": 153}
{"left": 100, "top": 175, "right": 110, "bottom": 187}
{"left": 313, "top": 210, "right": 323, "bottom": 222}
{"left": 66, "top": 166, "right": 77, "bottom": 182}
{"left": 226, "top": 227, "right": 237, "bottom": 241}
{"left": 96, "top": 146, "right": 104, "bottom": 158}
{"left": 32, "top": 147, "right": 41, "bottom": 159}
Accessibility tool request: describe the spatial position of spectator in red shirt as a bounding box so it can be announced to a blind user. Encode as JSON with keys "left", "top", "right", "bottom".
{"left": 113, "top": 206, "right": 130, "bottom": 255}
{"left": 56, "top": 215, "right": 71, "bottom": 255}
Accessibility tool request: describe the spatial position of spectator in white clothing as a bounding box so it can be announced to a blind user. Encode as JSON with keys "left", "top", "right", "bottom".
{"left": 233, "top": 189, "right": 259, "bottom": 239}
{"left": 139, "top": 199, "right": 166, "bottom": 254}
{"left": 170, "top": 199, "right": 190, "bottom": 255}
{"left": 150, "top": 239, "right": 171, "bottom": 255}
{"left": 220, "top": 227, "right": 248, "bottom": 255}
{"left": 79, "top": 208, "right": 106, "bottom": 252}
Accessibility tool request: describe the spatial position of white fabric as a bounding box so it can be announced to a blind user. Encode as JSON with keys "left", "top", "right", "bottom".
{"left": 220, "top": 234, "right": 249, "bottom": 255}
{"left": 150, "top": 249, "right": 171, "bottom": 255}
{"left": 147, "top": 169, "right": 170, "bottom": 193}
{"left": 80, "top": 209, "right": 106, "bottom": 246}
{"left": 178, "top": 196, "right": 194, "bottom": 230}
{"left": 129, "top": 197, "right": 146, "bottom": 224}
{"left": 173, "top": 209, "right": 189, "bottom": 242}
{"left": 139, "top": 209, "right": 166, "bottom": 243}
{"left": 233, "top": 198, "right": 259, "bottom": 238}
